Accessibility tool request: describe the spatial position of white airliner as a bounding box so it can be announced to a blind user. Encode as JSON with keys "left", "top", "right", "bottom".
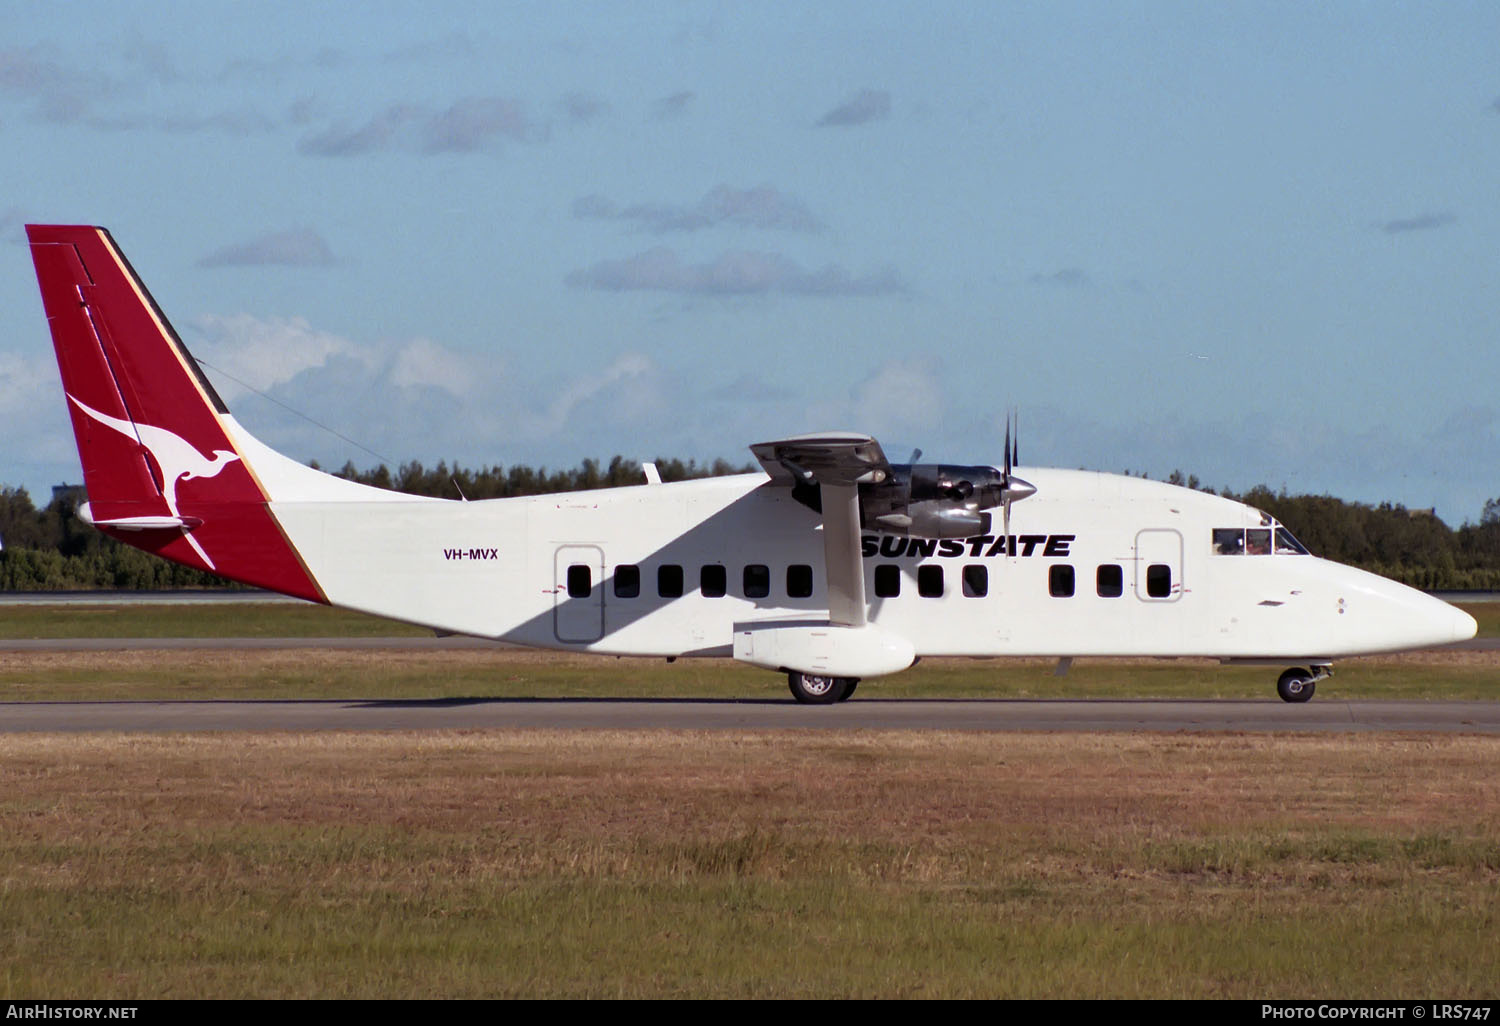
{"left": 26, "top": 225, "right": 1477, "bottom": 703}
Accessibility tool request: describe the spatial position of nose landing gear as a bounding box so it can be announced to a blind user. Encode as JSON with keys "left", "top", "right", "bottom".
{"left": 1276, "top": 664, "right": 1332, "bottom": 703}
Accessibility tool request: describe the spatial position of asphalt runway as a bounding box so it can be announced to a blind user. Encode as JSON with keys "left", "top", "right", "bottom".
{"left": 3, "top": 697, "right": 1498, "bottom": 733}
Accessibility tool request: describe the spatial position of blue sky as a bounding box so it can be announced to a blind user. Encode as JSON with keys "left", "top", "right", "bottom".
{"left": 2, "top": 1, "right": 1497, "bottom": 523}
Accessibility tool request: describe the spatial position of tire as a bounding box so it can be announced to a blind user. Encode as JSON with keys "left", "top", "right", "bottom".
{"left": 1277, "top": 667, "right": 1316, "bottom": 703}
{"left": 788, "top": 672, "right": 849, "bottom": 704}
{"left": 838, "top": 679, "right": 859, "bottom": 701}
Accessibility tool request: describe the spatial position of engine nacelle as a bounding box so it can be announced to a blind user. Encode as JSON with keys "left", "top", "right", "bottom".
{"left": 860, "top": 463, "right": 1006, "bottom": 539}
{"left": 782, "top": 458, "right": 1035, "bottom": 539}
{"left": 874, "top": 502, "right": 991, "bottom": 538}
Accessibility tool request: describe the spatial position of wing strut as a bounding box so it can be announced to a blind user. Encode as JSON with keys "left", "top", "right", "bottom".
{"left": 820, "top": 483, "right": 866, "bottom": 627}
{"left": 751, "top": 432, "right": 892, "bottom": 629}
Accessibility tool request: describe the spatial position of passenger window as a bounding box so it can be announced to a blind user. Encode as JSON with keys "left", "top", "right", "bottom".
{"left": 658, "top": 564, "right": 683, "bottom": 598}
{"left": 787, "top": 564, "right": 813, "bottom": 598}
{"left": 701, "top": 564, "right": 727, "bottom": 598}
{"left": 743, "top": 564, "right": 770, "bottom": 598}
{"left": 1146, "top": 563, "right": 1172, "bottom": 598}
{"left": 567, "top": 564, "right": 591, "bottom": 599}
{"left": 1213, "top": 528, "right": 1245, "bottom": 555}
{"left": 1097, "top": 564, "right": 1123, "bottom": 598}
{"left": 1049, "top": 564, "right": 1075, "bottom": 598}
{"left": 962, "top": 564, "right": 988, "bottom": 598}
{"left": 613, "top": 564, "right": 640, "bottom": 598}
{"left": 918, "top": 565, "right": 944, "bottom": 598}
{"left": 1246, "top": 530, "right": 1271, "bottom": 555}
{"left": 874, "top": 564, "right": 901, "bottom": 598}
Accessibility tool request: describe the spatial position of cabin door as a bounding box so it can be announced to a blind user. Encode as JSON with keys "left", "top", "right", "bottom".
{"left": 1133, "top": 529, "right": 1183, "bottom": 602}
{"left": 553, "top": 545, "right": 605, "bottom": 642}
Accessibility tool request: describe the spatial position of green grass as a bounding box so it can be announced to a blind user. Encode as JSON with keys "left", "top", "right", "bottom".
{"left": 0, "top": 648, "right": 1495, "bottom": 702}
{"left": 1464, "top": 601, "right": 1500, "bottom": 638}
{"left": 6, "top": 865, "right": 1494, "bottom": 997}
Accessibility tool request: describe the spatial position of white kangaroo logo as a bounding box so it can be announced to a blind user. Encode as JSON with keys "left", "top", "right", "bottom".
{"left": 68, "top": 394, "right": 240, "bottom": 569}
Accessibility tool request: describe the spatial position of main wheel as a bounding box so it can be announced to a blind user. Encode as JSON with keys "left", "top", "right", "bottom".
{"left": 838, "top": 679, "right": 859, "bottom": 701}
{"left": 1277, "top": 667, "right": 1316, "bottom": 703}
{"left": 788, "top": 672, "right": 849, "bottom": 704}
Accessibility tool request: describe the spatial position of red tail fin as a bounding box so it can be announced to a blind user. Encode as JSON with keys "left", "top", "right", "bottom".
{"left": 28, "top": 225, "right": 324, "bottom": 600}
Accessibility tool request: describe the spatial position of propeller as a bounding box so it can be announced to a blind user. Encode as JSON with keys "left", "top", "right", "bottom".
{"left": 1001, "top": 410, "right": 1036, "bottom": 543}
{"left": 1003, "top": 415, "right": 1014, "bottom": 542}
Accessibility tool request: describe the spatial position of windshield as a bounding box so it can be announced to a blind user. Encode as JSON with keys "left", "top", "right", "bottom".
{"left": 1274, "top": 526, "right": 1310, "bottom": 555}
{"left": 1212, "top": 524, "right": 1311, "bottom": 556}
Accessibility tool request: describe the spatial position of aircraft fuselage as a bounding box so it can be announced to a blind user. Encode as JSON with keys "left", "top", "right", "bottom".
{"left": 241, "top": 456, "right": 1474, "bottom": 664}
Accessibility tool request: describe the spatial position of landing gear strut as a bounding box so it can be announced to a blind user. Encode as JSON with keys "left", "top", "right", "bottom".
{"left": 787, "top": 672, "right": 858, "bottom": 704}
{"left": 1276, "top": 664, "right": 1332, "bottom": 703}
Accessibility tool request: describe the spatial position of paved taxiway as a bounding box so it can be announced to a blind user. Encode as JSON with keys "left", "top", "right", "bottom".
{"left": 3, "top": 698, "right": 1498, "bottom": 733}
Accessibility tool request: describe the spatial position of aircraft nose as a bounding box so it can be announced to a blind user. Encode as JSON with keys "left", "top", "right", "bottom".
{"left": 1451, "top": 606, "right": 1478, "bottom": 643}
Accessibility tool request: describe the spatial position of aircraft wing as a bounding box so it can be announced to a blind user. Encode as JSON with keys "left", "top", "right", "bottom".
{"left": 749, "top": 432, "right": 892, "bottom": 488}
{"left": 751, "top": 433, "right": 893, "bottom": 628}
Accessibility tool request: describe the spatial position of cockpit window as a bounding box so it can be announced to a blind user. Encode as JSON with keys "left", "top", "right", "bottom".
{"left": 1213, "top": 525, "right": 1309, "bottom": 555}
{"left": 1274, "top": 527, "right": 1309, "bottom": 555}
{"left": 1213, "top": 528, "right": 1245, "bottom": 555}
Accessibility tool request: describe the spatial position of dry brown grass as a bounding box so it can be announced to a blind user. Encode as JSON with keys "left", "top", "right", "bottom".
{"left": 2, "top": 729, "right": 1498, "bottom": 996}
{"left": 3, "top": 729, "right": 1497, "bottom": 889}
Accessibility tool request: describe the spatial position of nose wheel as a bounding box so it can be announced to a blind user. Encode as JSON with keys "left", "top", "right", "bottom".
{"left": 788, "top": 672, "right": 859, "bottom": 704}
{"left": 1276, "top": 665, "right": 1332, "bottom": 703}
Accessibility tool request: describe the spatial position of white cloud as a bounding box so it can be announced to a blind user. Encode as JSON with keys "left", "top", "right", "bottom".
{"left": 1379, "top": 212, "right": 1457, "bottom": 235}
{"left": 296, "top": 97, "right": 540, "bottom": 156}
{"left": 0, "top": 349, "right": 85, "bottom": 482}
{"left": 575, "top": 185, "right": 825, "bottom": 234}
{"left": 815, "top": 89, "right": 891, "bottom": 127}
{"left": 651, "top": 91, "right": 694, "bottom": 120}
{"left": 0, "top": 349, "right": 61, "bottom": 421}
{"left": 197, "top": 229, "right": 336, "bottom": 268}
{"left": 844, "top": 360, "right": 945, "bottom": 440}
{"left": 566, "top": 247, "right": 904, "bottom": 297}
{"left": 178, "top": 313, "right": 672, "bottom": 473}
{"left": 189, "top": 314, "right": 359, "bottom": 397}
{"left": 537, "top": 353, "right": 655, "bottom": 435}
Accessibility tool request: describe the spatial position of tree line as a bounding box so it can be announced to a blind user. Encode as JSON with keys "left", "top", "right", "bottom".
{"left": 1, "top": 460, "right": 1497, "bottom": 590}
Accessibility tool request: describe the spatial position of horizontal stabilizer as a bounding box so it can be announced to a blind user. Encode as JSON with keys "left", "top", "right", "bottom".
{"left": 77, "top": 502, "right": 202, "bottom": 531}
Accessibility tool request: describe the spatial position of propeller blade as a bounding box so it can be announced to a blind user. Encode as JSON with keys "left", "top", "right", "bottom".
{"left": 1000, "top": 410, "right": 1028, "bottom": 547}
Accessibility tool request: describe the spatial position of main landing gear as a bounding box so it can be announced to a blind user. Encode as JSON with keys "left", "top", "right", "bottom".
{"left": 1276, "top": 665, "right": 1332, "bottom": 703}
{"left": 787, "top": 671, "right": 860, "bottom": 704}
